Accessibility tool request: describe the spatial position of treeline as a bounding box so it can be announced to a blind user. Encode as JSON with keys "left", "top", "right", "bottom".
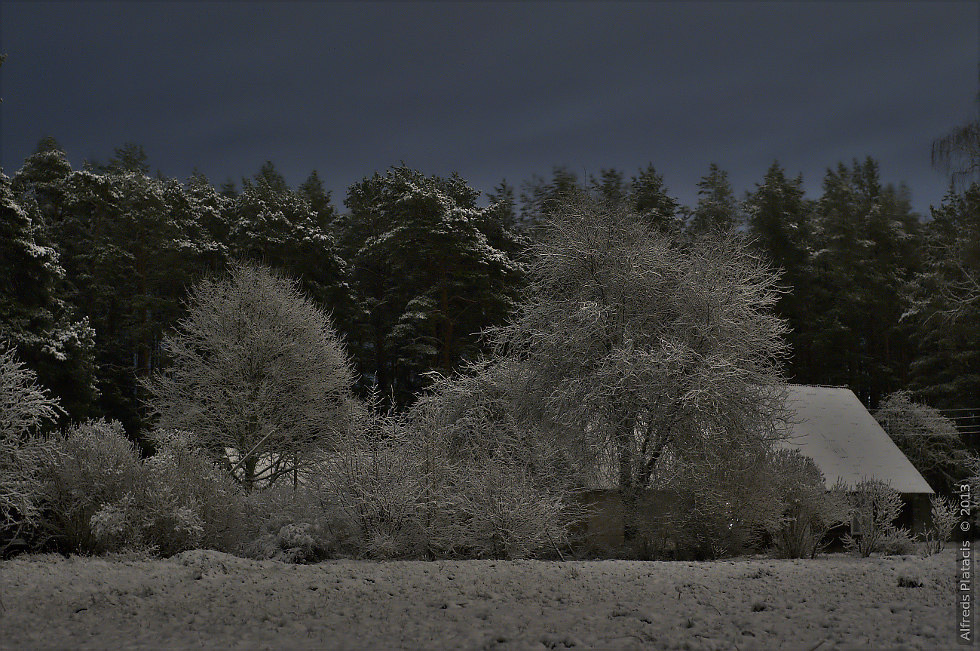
{"left": 2, "top": 137, "right": 978, "bottom": 446}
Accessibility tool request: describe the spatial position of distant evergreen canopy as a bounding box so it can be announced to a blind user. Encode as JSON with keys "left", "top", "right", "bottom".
{"left": 2, "top": 138, "right": 976, "bottom": 455}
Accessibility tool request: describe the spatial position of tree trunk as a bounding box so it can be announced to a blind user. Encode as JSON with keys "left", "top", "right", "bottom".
{"left": 439, "top": 271, "right": 454, "bottom": 372}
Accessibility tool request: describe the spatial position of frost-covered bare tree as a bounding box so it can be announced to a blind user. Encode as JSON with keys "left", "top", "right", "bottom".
{"left": 0, "top": 343, "right": 62, "bottom": 551}
{"left": 144, "top": 262, "right": 355, "bottom": 489}
{"left": 874, "top": 390, "right": 969, "bottom": 495}
{"left": 487, "top": 197, "right": 790, "bottom": 533}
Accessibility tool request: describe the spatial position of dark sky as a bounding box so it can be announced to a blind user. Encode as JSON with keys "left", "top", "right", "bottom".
{"left": 2, "top": 1, "right": 977, "bottom": 215}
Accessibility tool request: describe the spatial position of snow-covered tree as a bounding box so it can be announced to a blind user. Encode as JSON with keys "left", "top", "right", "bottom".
{"left": 144, "top": 262, "right": 356, "bottom": 489}
{"left": 488, "top": 196, "right": 790, "bottom": 539}
{"left": 518, "top": 167, "right": 585, "bottom": 234}
{"left": 339, "top": 166, "right": 523, "bottom": 406}
{"left": 0, "top": 174, "right": 96, "bottom": 420}
{"left": 807, "top": 158, "right": 922, "bottom": 407}
{"left": 10, "top": 137, "right": 73, "bottom": 233}
{"left": 875, "top": 390, "right": 969, "bottom": 495}
{"left": 50, "top": 166, "right": 219, "bottom": 437}
{"left": 629, "top": 164, "right": 681, "bottom": 234}
{"left": 0, "top": 343, "right": 62, "bottom": 551}
{"left": 906, "top": 183, "right": 980, "bottom": 413}
{"left": 297, "top": 169, "right": 338, "bottom": 228}
{"left": 226, "top": 162, "right": 346, "bottom": 312}
{"left": 932, "top": 104, "right": 979, "bottom": 190}
{"left": 590, "top": 168, "right": 628, "bottom": 205}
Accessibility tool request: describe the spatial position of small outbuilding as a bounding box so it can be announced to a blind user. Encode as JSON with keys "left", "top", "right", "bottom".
{"left": 573, "top": 384, "right": 936, "bottom": 554}
{"left": 777, "top": 384, "right": 935, "bottom": 535}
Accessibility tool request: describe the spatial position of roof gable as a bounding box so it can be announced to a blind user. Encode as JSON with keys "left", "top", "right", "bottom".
{"left": 777, "top": 384, "right": 934, "bottom": 494}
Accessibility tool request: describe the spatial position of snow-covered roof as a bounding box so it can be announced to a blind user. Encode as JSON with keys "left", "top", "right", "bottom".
{"left": 778, "top": 384, "right": 934, "bottom": 494}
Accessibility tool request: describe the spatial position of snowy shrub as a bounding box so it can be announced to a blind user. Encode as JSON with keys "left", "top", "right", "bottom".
{"left": 310, "top": 367, "right": 581, "bottom": 561}
{"left": 875, "top": 391, "right": 970, "bottom": 495}
{"left": 427, "top": 452, "right": 573, "bottom": 560}
{"left": 139, "top": 430, "right": 249, "bottom": 554}
{"left": 897, "top": 575, "right": 924, "bottom": 588}
{"left": 0, "top": 343, "right": 62, "bottom": 554}
{"left": 36, "top": 419, "right": 142, "bottom": 553}
{"left": 37, "top": 426, "right": 248, "bottom": 557}
{"left": 875, "top": 526, "right": 915, "bottom": 556}
{"left": 921, "top": 495, "right": 958, "bottom": 555}
{"left": 314, "top": 404, "right": 429, "bottom": 559}
{"left": 841, "top": 478, "right": 905, "bottom": 557}
{"left": 664, "top": 443, "right": 784, "bottom": 560}
{"left": 242, "top": 485, "right": 344, "bottom": 563}
{"left": 87, "top": 430, "right": 250, "bottom": 556}
{"left": 770, "top": 449, "right": 852, "bottom": 559}
{"left": 410, "top": 363, "right": 582, "bottom": 560}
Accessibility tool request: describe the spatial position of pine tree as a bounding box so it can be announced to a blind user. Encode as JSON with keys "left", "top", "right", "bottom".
{"left": 590, "top": 168, "right": 627, "bottom": 205}
{"left": 10, "top": 137, "right": 73, "bottom": 236}
{"left": 629, "top": 164, "right": 680, "bottom": 233}
{"left": 484, "top": 179, "right": 526, "bottom": 260}
{"left": 688, "top": 163, "right": 740, "bottom": 235}
{"left": 340, "top": 166, "right": 523, "bottom": 407}
{"left": 808, "top": 158, "right": 922, "bottom": 406}
{"left": 486, "top": 179, "right": 518, "bottom": 233}
{"left": 0, "top": 174, "right": 96, "bottom": 422}
{"left": 519, "top": 167, "right": 584, "bottom": 234}
{"left": 906, "top": 183, "right": 980, "bottom": 413}
{"left": 744, "top": 162, "right": 814, "bottom": 381}
{"left": 46, "top": 154, "right": 224, "bottom": 440}
{"left": 298, "top": 170, "right": 338, "bottom": 228}
{"left": 225, "top": 161, "right": 346, "bottom": 313}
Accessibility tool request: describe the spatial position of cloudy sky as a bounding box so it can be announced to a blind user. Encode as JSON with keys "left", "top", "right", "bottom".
{"left": 1, "top": 1, "right": 976, "bottom": 214}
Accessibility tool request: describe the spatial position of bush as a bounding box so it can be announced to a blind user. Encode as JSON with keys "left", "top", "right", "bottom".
{"left": 242, "top": 484, "right": 347, "bottom": 563}
{"left": 663, "top": 443, "right": 784, "bottom": 560}
{"left": 769, "top": 449, "right": 852, "bottom": 559}
{"left": 410, "top": 363, "right": 582, "bottom": 560}
{"left": 921, "top": 495, "right": 958, "bottom": 555}
{"left": 88, "top": 430, "right": 251, "bottom": 556}
{"left": 841, "top": 478, "right": 905, "bottom": 557}
{"left": 306, "top": 365, "right": 582, "bottom": 561}
{"left": 313, "top": 404, "right": 430, "bottom": 559}
{"left": 876, "top": 526, "right": 916, "bottom": 556}
{"left": 37, "top": 419, "right": 142, "bottom": 553}
{"left": 428, "top": 451, "right": 574, "bottom": 560}
{"left": 875, "top": 391, "right": 970, "bottom": 495}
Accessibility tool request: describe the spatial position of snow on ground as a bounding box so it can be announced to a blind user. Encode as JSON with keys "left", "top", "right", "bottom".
{"left": 0, "top": 549, "right": 954, "bottom": 649}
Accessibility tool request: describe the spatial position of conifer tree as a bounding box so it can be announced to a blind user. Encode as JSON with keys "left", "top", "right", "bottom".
{"left": 906, "top": 183, "right": 980, "bottom": 413}
{"left": 590, "top": 168, "right": 627, "bottom": 204}
{"left": 629, "top": 164, "right": 680, "bottom": 233}
{"left": 226, "top": 162, "right": 346, "bottom": 312}
{"left": 688, "top": 163, "right": 740, "bottom": 235}
{"left": 340, "top": 166, "right": 523, "bottom": 406}
{"left": 744, "top": 162, "right": 814, "bottom": 380}
{"left": 808, "top": 158, "right": 921, "bottom": 406}
{"left": 0, "top": 175, "right": 96, "bottom": 422}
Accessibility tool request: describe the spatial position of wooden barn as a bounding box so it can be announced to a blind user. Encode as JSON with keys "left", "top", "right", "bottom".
{"left": 777, "top": 384, "right": 935, "bottom": 535}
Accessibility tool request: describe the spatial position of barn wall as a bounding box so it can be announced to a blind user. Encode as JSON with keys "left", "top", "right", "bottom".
{"left": 902, "top": 493, "right": 932, "bottom": 537}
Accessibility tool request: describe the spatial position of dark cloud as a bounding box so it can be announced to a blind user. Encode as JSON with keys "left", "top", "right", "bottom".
{"left": 1, "top": 1, "right": 976, "bottom": 213}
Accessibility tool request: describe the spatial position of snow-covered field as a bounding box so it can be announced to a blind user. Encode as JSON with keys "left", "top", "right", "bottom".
{"left": 0, "top": 549, "right": 954, "bottom": 649}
